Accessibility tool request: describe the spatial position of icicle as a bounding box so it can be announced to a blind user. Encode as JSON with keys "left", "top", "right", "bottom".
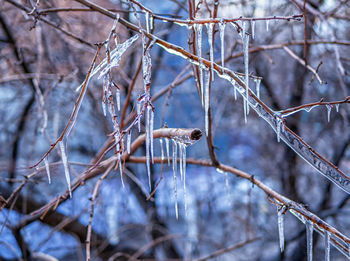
{"left": 276, "top": 117, "right": 282, "bottom": 142}
{"left": 150, "top": 108, "right": 154, "bottom": 163}
{"left": 145, "top": 11, "right": 150, "bottom": 34}
{"left": 206, "top": 23, "right": 214, "bottom": 81}
{"left": 44, "top": 157, "right": 51, "bottom": 184}
{"left": 204, "top": 70, "right": 210, "bottom": 136}
{"left": 150, "top": 14, "right": 154, "bottom": 31}
{"left": 196, "top": 24, "right": 204, "bottom": 106}
{"left": 335, "top": 104, "right": 340, "bottom": 112}
{"left": 251, "top": 20, "right": 255, "bottom": 40}
{"left": 233, "top": 80, "right": 237, "bottom": 100}
{"left": 306, "top": 220, "right": 314, "bottom": 261}
{"left": 116, "top": 88, "right": 120, "bottom": 111}
{"left": 102, "top": 101, "right": 107, "bottom": 117}
{"left": 325, "top": 231, "right": 330, "bottom": 261}
{"left": 146, "top": 105, "right": 151, "bottom": 190}
{"left": 182, "top": 143, "right": 187, "bottom": 214}
{"left": 179, "top": 142, "right": 183, "bottom": 180}
{"left": 137, "top": 101, "right": 142, "bottom": 132}
{"left": 266, "top": 20, "right": 270, "bottom": 31}
{"left": 243, "top": 32, "right": 250, "bottom": 122}
{"left": 127, "top": 130, "right": 132, "bottom": 154}
{"left": 160, "top": 138, "right": 164, "bottom": 161}
{"left": 165, "top": 137, "right": 170, "bottom": 166}
{"left": 118, "top": 153, "right": 125, "bottom": 188}
{"left": 172, "top": 140, "right": 178, "bottom": 219}
{"left": 219, "top": 19, "right": 225, "bottom": 68}
{"left": 256, "top": 79, "right": 261, "bottom": 99}
{"left": 326, "top": 104, "right": 331, "bottom": 122}
{"left": 59, "top": 141, "right": 72, "bottom": 198}
{"left": 224, "top": 172, "right": 230, "bottom": 200}
{"left": 277, "top": 206, "right": 285, "bottom": 252}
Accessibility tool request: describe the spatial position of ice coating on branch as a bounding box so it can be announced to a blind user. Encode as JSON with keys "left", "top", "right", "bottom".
{"left": 219, "top": 19, "right": 225, "bottom": 68}
{"left": 325, "top": 231, "right": 330, "bottom": 261}
{"left": 142, "top": 48, "right": 152, "bottom": 91}
{"left": 251, "top": 20, "right": 256, "bottom": 40}
{"left": 98, "top": 35, "right": 139, "bottom": 79}
{"left": 127, "top": 130, "right": 131, "bottom": 154}
{"left": 59, "top": 141, "right": 71, "bottom": 198}
{"left": 277, "top": 206, "right": 285, "bottom": 252}
{"left": 206, "top": 23, "right": 214, "bottom": 81}
{"left": 326, "top": 104, "right": 331, "bottom": 122}
{"left": 255, "top": 79, "right": 261, "bottom": 99}
{"left": 172, "top": 140, "right": 178, "bottom": 219}
{"left": 204, "top": 70, "right": 210, "bottom": 136}
{"left": 44, "top": 157, "right": 51, "bottom": 184}
{"left": 145, "top": 104, "right": 151, "bottom": 190}
{"left": 165, "top": 137, "right": 170, "bottom": 166}
{"left": 196, "top": 24, "right": 204, "bottom": 105}
{"left": 306, "top": 220, "right": 314, "bottom": 261}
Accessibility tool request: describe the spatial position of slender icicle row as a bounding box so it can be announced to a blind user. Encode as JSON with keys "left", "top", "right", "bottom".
{"left": 172, "top": 140, "right": 178, "bottom": 219}
{"left": 277, "top": 206, "right": 285, "bottom": 252}
{"left": 59, "top": 141, "right": 72, "bottom": 198}
{"left": 306, "top": 220, "right": 314, "bottom": 261}
{"left": 219, "top": 19, "right": 226, "bottom": 68}
{"left": 165, "top": 137, "right": 170, "bottom": 166}
{"left": 44, "top": 157, "right": 51, "bottom": 184}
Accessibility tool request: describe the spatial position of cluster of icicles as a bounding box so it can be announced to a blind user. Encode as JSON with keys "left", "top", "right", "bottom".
{"left": 38, "top": 7, "right": 350, "bottom": 258}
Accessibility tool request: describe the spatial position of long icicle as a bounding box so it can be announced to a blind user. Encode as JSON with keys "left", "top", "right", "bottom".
{"left": 44, "top": 157, "right": 51, "bottom": 184}
{"left": 146, "top": 104, "right": 151, "bottom": 190}
{"left": 219, "top": 19, "right": 225, "bottom": 68}
{"left": 59, "top": 141, "right": 72, "bottom": 198}
{"left": 244, "top": 33, "right": 250, "bottom": 122}
{"left": 204, "top": 70, "right": 210, "bottom": 136}
{"left": 196, "top": 24, "right": 204, "bottom": 106}
{"left": 183, "top": 143, "right": 187, "bottom": 215}
{"left": 172, "top": 140, "right": 178, "bottom": 219}
{"left": 207, "top": 23, "right": 214, "bottom": 82}
{"left": 165, "top": 137, "right": 170, "bottom": 166}
{"left": 277, "top": 206, "right": 285, "bottom": 252}
{"left": 306, "top": 220, "right": 314, "bottom": 261}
